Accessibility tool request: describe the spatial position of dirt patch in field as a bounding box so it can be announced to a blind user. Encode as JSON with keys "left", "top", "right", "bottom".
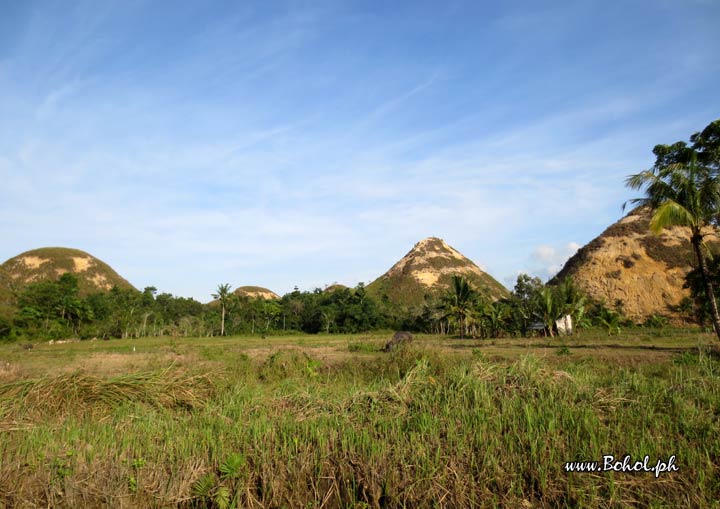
{"left": 587, "top": 349, "right": 676, "bottom": 366}
{"left": 243, "top": 345, "right": 359, "bottom": 364}
{"left": 62, "top": 352, "right": 200, "bottom": 376}
{"left": 453, "top": 342, "right": 680, "bottom": 366}
{"left": 0, "top": 361, "right": 20, "bottom": 381}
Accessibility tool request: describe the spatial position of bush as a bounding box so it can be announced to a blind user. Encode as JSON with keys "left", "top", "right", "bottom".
{"left": 0, "top": 316, "right": 12, "bottom": 340}
{"left": 644, "top": 314, "right": 670, "bottom": 328}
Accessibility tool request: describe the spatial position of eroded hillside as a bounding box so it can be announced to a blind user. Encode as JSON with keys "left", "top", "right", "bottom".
{"left": 553, "top": 208, "right": 720, "bottom": 322}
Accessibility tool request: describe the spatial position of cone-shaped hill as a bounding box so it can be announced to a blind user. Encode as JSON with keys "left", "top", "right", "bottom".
{"left": 552, "top": 207, "right": 720, "bottom": 322}
{"left": 367, "top": 237, "right": 509, "bottom": 308}
{"left": 234, "top": 286, "right": 280, "bottom": 300}
{"left": 0, "top": 247, "right": 135, "bottom": 296}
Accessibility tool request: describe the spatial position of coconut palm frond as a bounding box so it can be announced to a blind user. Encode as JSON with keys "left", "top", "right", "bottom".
{"left": 648, "top": 200, "right": 695, "bottom": 234}
{"left": 624, "top": 170, "right": 657, "bottom": 190}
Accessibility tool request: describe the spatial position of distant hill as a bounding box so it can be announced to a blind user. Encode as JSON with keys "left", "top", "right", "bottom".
{"left": 324, "top": 283, "right": 348, "bottom": 293}
{"left": 0, "top": 247, "right": 135, "bottom": 297}
{"left": 367, "top": 237, "right": 509, "bottom": 309}
{"left": 234, "top": 286, "right": 280, "bottom": 300}
{"left": 552, "top": 207, "right": 720, "bottom": 322}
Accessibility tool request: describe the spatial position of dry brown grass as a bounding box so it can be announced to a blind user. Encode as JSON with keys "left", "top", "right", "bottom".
{"left": 0, "top": 360, "right": 20, "bottom": 381}
{"left": 0, "top": 366, "right": 216, "bottom": 427}
{"left": 66, "top": 351, "right": 201, "bottom": 376}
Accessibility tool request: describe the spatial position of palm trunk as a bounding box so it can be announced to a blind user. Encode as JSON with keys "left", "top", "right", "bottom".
{"left": 221, "top": 305, "right": 225, "bottom": 336}
{"left": 692, "top": 233, "right": 720, "bottom": 341}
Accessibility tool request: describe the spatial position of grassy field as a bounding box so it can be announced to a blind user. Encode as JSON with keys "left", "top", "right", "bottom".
{"left": 1, "top": 329, "right": 719, "bottom": 508}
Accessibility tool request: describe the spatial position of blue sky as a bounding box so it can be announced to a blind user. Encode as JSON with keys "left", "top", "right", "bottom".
{"left": 1, "top": 0, "right": 719, "bottom": 301}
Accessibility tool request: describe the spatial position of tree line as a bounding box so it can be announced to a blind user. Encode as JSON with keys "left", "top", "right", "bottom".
{"left": 0, "top": 277, "right": 392, "bottom": 341}
{"left": 0, "top": 269, "right": 692, "bottom": 342}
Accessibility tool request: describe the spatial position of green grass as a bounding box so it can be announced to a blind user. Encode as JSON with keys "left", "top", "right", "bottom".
{"left": 0, "top": 330, "right": 719, "bottom": 507}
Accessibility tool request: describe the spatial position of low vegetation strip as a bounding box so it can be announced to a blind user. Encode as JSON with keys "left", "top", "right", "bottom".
{"left": 0, "top": 341, "right": 718, "bottom": 507}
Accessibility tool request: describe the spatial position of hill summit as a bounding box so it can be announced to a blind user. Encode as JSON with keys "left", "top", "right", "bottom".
{"left": 552, "top": 207, "right": 720, "bottom": 322}
{"left": 367, "top": 237, "right": 508, "bottom": 308}
{"left": 234, "top": 286, "right": 280, "bottom": 300}
{"left": 324, "top": 283, "right": 348, "bottom": 293}
{"left": 0, "top": 247, "right": 135, "bottom": 296}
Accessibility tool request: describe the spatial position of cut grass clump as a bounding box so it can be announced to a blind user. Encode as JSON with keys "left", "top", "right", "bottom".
{"left": 345, "top": 344, "right": 451, "bottom": 384}
{"left": 0, "top": 366, "right": 215, "bottom": 422}
{"left": 258, "top": 349, "right": 322, "bottom": 381}
{"left": 346, "top": 358, "right": 434, "bottom": 415}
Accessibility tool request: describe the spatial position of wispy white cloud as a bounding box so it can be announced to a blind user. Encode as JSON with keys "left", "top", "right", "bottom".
{"left": 525, "top": 242, "right": 582, "bottom": 282}
{"left": 356, "top": 72, "right": 442, "bottom": 127}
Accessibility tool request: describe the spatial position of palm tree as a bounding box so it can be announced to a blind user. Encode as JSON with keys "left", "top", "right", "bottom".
{"left": 555, "top": 277, "right": 586, "bottom": 331}
{"left": 626, "top": 136, "right": 720, "bottom": 340}
{"left": 212, "top": 283, "right": 232, "bottom": 336}
{"left": 534, "top": 286, "right": 560, "bottom": 337}
{"left": 479, "top": 299, "right": 510, "bottom": 339}
{"left": 439, "top": 275, "right": 476, "bottom": 339}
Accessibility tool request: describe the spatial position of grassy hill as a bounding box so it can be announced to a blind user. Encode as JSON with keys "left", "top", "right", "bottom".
{"left": 324, "top": 283, "right": 348, "bottom": 293}
{"left": 234, "top": 286, "right": 280, "bottom": 300}
{"left": 0, "top": 247, "right": 135, "bottom": 297}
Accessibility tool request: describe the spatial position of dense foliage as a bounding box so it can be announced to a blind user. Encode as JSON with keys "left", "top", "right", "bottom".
{"left": 1, "top": 271, "right": 630, "bottom": 342}
{"left": 682, "top": 253, "right": 720, "bottom": 326}
{"left": 7, "top": 275, "right": 204, "bottom": 341}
